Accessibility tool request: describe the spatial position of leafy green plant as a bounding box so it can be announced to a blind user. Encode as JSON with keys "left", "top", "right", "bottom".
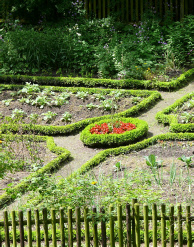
{"left": 61, "top": 112, "right": 72, "bottom": 122}
{"left": 11, "top": 109, "right": 27, "bottom": 119}
{"left": 86, "top": 103, "right": 98, "bottom": 110}
{"left": 91, "top": 93, "right": 106, "bottom": 101}
{"left": 180, "top": 112, "right": 194, "bottom": 123}
{"left": 145, "top": 154, "right": 163, "bottom": 186}
{"left": 132, "top": 96, "right": 142, "bottom": 105}
{"left": 18, "top": 96, "right": 31, "bottom": 104}
{"left": 42, "top": 111, "right": 57, "bottom": 123}
{"left": 178, "top": 155, "right": 193, "bottom": 168}
{"left": 31, "top": 95, "right": 51, "bottom": 108}
{"left": 60, "top": 92, "right": 72, "bottom": 100}
{"left": 114, "top": 161, "right": 122, "bottom": 172}
{"left": 99, "top": 99, "right": 118, "bottom": 112}
{"left": 76, "top": 91, "right": 88, "bottom": 100}
{"left": 18, "top": 82, "right": 40, "bottom": 95}
{"left": 29, "top": 113, "right": 39, "bottom": 123}
{"left": 2, "top": 99, "right": 13, "bottom": 106}
{"left": 51, "top": 96, "right": 69, "bottom": 107}
{"left": 169, "top": 161, "right": 176, "bottom": 187}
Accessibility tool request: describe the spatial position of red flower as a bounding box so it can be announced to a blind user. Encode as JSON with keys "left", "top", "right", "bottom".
{"left": 90, "top": 121, "right": 136, "bottom": 134}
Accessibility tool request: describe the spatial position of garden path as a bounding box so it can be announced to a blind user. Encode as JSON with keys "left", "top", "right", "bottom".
{"left": 54, "top": 81, "right": 194, "bottom": 179}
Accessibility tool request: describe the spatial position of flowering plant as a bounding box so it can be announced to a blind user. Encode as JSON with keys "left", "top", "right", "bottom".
{"left": 89, "top": 121, "right": 136, "bottom": 134}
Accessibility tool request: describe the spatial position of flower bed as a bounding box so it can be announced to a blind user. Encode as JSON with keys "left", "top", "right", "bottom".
{"left": 80, "top": 117, "right": 148, "bottom": 147}
{"left": 90, "top": 121, "right": 136, "bottom": 134}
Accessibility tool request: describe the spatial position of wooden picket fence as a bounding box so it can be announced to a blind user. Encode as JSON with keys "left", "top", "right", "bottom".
{"left": 0, "top": 200, "right": 194, "bottom": 247}
{"left": 0, "top": 0, "right": 194, "bottom": 22}
{"left": 84, "top": 0, "right": 194, "bottom": 22}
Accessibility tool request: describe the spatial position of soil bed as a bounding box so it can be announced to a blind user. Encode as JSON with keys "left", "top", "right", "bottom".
{"left": 91, "top": 140, "right": 194, "bottom": 207}
{"left": 0, "top": 90, "right": 144, "bottom": 125}
{"left": 0, "top": 141, "right": 57, "bottom": 195}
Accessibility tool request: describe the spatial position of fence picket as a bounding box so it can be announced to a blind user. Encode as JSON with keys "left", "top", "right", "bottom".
{"left": 109, "top": 205, "right": 115, "bottom": 247}
{"left": 35, "top": 209, "right": 41, "bottom": 247}
{"left": 178, "top": 204, "right": 183, "bottom": 247}
{"left": 161, "top": 204, "right": 166, "bottom": 247}
{"left": 3, "top": 211, "right": 10, "bottom": 247}
{"left": 132, "top": 198, "right": 137, "bottom": 247}
{"left": 152, "top": 203, "right": 157, "bottom": 247}
{"left": 27, "top": 209, "right": 32, "bottom": 247}
{"left": 92, "top": 207, "right": 98, "bottom": 247}
{"left": 43, "top": 208, "right": 49, "bottom": 247}
{"left": 60, "top": 208, "right": 65, "bottom": 247}
{"left": 143, "top": 204, "right": 149, "bottom": 247}
{"left": 126, "top": 204, "right": 131, "bottom": 247}
{"left": 186, "top": 205, "right": 191, "bottom": 247}
{"left": 68, "top": 208, "right": 73, "bottom": 247}
{"left": 169, "top": 205, "right": 174, "bottom": 247}
{"left": 117, "top": 205, "right": 123, "bottom": 247}
{"left": 19, "top": 210, "right": 24, "bottom": 247}
{"left": 76, "top": 207, "right": 81, "bottom": 247}
{"left": 134, "top": 203, "right": 140, "bottom": 247}
{"left": 100, "top": 207, "right": 106, "bottom": 247}
{"left": 11, "top": 211, "right": 17, "bottom": 247}
{"left": 84, "top": 207, "right": 90, "bottom": 247}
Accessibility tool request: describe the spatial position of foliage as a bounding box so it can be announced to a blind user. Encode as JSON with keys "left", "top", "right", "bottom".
{"left": 0, "top": 16, "right": 193, "bottom": 77}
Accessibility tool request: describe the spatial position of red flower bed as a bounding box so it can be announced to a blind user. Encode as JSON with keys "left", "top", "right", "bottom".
{"left": 90, "top": 121, "right": 136, "bottom": 134}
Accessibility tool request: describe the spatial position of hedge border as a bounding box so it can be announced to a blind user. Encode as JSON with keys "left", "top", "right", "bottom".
{"left": 80, "top": 117, "right": 148, "bottom": 147}
{"left": 156, "top": 92, "right": 194, "bottom": 133}
{"left": 0, "top": 134, "right": 71, "bottom": 208}
{"left": 0, "top": 84, "right": 161, "bottom": 135}
{"left": 65, "top": 132, "right": 194, "bottom": 180}
{"left": 0, "top": 68, "right": 193, "bottom": 91}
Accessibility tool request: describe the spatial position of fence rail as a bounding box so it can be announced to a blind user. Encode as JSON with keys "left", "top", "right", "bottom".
{"left": 0, "top": 200, "right": 194, "bottom": 247}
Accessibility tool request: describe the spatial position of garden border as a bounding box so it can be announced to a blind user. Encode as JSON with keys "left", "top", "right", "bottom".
{"left": 0, "top": 68, "right": 193, "bottom": 91}
{"left": 156, "top": 92, "right": 194, "bottom": 133}
{"left": 80, "top": 117, "right": 148, "bottom": 147}
{"left": 0, "top": 134, "right": 71, "bottom": 208}
{"left": 0, "top": 84, "right": 161, "bottom": 135}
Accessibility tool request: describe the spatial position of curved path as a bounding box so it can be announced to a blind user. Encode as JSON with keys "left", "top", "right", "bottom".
{"left": 54, "top": 82, "right": 194, "bottom": 178}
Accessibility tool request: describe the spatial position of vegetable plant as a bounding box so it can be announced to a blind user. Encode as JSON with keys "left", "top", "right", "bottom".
{"left": 61, "top": 112, "right": 72, "bottom": 122}
{"left": 42, "top": 111, "right": 57, "bottom": 123}
{"left": 2, "top": 99, "right": 13, "bottom": 106}
{"left": 11, "top": 109, "right": 27, "bottom": 119}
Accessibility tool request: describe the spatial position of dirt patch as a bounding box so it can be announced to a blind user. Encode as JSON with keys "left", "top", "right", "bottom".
{"left": 0, "top": 141, "right": 57, "bottom": 195}
{"left": 0, "top": 90, "right": 142, "bottom": 126}
{"left": 91, "top": 140, "right": 194, "bottom": 206}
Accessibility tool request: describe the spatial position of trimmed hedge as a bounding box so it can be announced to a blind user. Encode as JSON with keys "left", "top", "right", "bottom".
{"left": 0, "top": 68, "right": 193, "bottom": 91}
{"left": 80, "top": 117, "right": 148, "bottom": 147}
{"left": 0, "top": 84, "right": 161, "bottom": 135}
{"left": 0, "top": 134, "right": 71, "bottom": 208}
{"left": 66, "top": 132, "right": 194, "bottom": 180}
{"left": 156, "top": 92, "right": 194, "bottom": 133}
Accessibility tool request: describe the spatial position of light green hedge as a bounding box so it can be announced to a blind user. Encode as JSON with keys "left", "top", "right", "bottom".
{"left": 156, "top": 92, "right": 194, "bottom": 133}
{"left": 80, "top": 117, "right": 148, "bottom": 147}
{"left": 0, "top": 68, "right": 193, "bottom": 91}
{"left": 0, "top": 134, "right": 71, "bottom": 208}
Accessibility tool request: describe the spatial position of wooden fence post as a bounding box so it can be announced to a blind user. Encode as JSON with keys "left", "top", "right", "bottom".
{"left": 19, "top": 210, "right": 24, "bottom": 247}
{"left": 92, "top": 207, "right": 98, "bottom": 247}
{"left": 126, "top": 203, "right": 131, "bottom": 247}
{"left": 169, "top": 204, "right": 174, "bottom": 247}
{"left": 143, "top": 204, "right": 149, "bottom": 247}
{"left": 177, "top": 204, "right": 183, "bottom": 247}
{"left": 84, "top": 207, "right": 90, "bottom": 247}
{"left": 132, "top": 198, "right": 137, "bottom": 247}
{"left": 4, "top": 211, "right": 10, "bottom": 247}
{"left": 109, "top": 205, "right": 115, "bottom": 247}
{"left": 134, "top": 203, "right": 140, "bottom": 247}
{"left": 35, "top": 209, "right": 41, "bottom": 247}
{"left": 152, "top": 203, "right": 157, "bottom": 247}
{"left": 11, "top": 211, "right": 17, "bottom": 247}
{"left": 161, "top": 204, "right": 166, "bottom": 247}
{"left": 60, "top": 208, "right": 65, "bottom": 247}
{"left": 117, "top": 205, "right": 123, "bottom": 247}
{"left": 43, "top": 208, "right": 49, "bottom": 247}
{"left": 27, "top": 209, "right": 32, "bottom": 247}
{"left": 68, "top": 207, "right": 73, "bottom": 247}
{"left": 76, "top": 207, "right": 81, "bottom": 247}
{"left": 100, "top": 207, "right": 106, "bottom": 247}
{"left": 186, "top": 205, "right": 191, "bottom": 247}
{"left": 51, "top": 209, "right": 57, "bottom": 247}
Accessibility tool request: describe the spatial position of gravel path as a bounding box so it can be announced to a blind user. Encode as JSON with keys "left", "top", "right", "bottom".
{"left": 53, "top": 82, "right": 194, "bottom": 178}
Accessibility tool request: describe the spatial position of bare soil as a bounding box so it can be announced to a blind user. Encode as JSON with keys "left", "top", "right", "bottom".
{"left": 0, "top": 91, "right": 140, "bottom": 125}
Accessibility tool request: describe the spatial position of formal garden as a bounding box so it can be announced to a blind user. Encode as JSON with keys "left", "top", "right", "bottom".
{"left": 0, "top": 0, "right": 194, "bottom": 246}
